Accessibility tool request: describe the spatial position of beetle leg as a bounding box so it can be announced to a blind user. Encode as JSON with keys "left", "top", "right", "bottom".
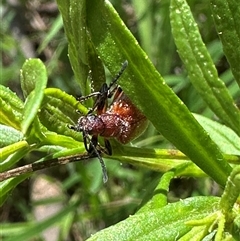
{"left": 81, "top": 133, "right": 108, "bottom": 183}
{"left": 77, "top": 91, "right": 101, "bottom": 102}
{"left": 90, "top": 143, "right": 108, "bottom": 183}
{"left": 86, "top": 135, "right": 108, "bottom": 183}
{"left": 82, "top": 129, "right": 91, "bottom": 153}
{"left": 104, "top": 139, "right": 112, "bottom": 156}
{"left": 68, "top": 124, "right": 74, "bottom": 130}
{"left": 88, "top": 135, "right": 98, "bottom": 153}
{"left": 92, "top": 83, "right": 108, "bottom": 114}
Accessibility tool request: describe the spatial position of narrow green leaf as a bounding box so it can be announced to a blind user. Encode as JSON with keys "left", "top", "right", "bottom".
{"left": 37, "top": 147, "right": 86, "bottom": 160}
{"left": 20, "top": 59, "right": 48, "bottom": 134}
{"left": 4, "top": 197, "right": 81, "bottom": 241}
{"left": 0, "top": 124, "right": 23, "bottom": 148}
{"left": 179, "top": 225, "right": 214, "bottom": 241}
{"left": 0, "top": 141, "right": 29, "bottom": 163}
{"left": 232, "top": 215, "right": 240, "bottom": 240}
{"left": 39, "top": 88, "right": 86, "bottom": 140}
{"left": 57, "top": 0, "right": 89, "bottom": 94}
{"left": 170, "top": 0, "right": 240, "bottom": 136}
{"left": 0, "top": 174, "right": 30, "bottom": 206}
{"left": 111, "top": 145, "right": 205, "bottom": 178}
{"left": 194, "top": 114, "right": 240, "bottom": 155}
{"left": 85, "top": 0, "right": 231, "bottom": 186}
{"left": 138, "top": 171, "right": 175, "bottom": 213}
{"left": 0, "top": 142, "right": 30, "bottom": 171}
{"left": 0, "top": 222, "right": 36, "bottom": 236}
{"left": 220, "top": 166, "right": 240, "bottom": 216}
{"left": 40, "top": 132, "right": 83, "bottom": 149}
{"left": 39, "top": 107, "right": 76, "bottom": 137}
{"left": 132, "top": 0, "right": 153, "bottom": 56}
{"left": 43, "top": 88, "right": 88, "bottom": 114}
{"left": 0, "top": 98, "right": 21, "bottom": 130}
{"left": 37, "top": 14, "right": 63, "bottom": 54}
{"left": 41, "top": 88, "right": 87, "bottom": 123}
{"left": 207, "top": 40, "right": 224, "bottom": 64}
{"left": 210, "top": 0, "right": 240, "bottom": 87}
{"left": 0, "top": 85, "right": 23, "bottom": 113}
{"left": 0, "top": 85, "right": 23, "bottom": 129}
{"left": 87, "top": 196, "right": 220, "bottom": 241}
{"left": 87, "top": 41, "right": 106, "bottom": 93}
{"left": 20, "top": 59, "right": 47, "bottom": 98}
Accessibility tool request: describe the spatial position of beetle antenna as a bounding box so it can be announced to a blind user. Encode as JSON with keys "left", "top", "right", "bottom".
{"left": 109, "top": 60, "right": 128, "bottom": 90}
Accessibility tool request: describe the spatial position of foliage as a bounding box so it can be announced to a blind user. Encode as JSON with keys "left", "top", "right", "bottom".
{"left": 0, "top": 0, "right": 240, "bottom": 240}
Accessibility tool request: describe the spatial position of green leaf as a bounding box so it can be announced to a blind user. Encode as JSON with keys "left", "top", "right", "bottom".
{"left": 0, "top": 85, "right": 23, "bottom": 130}
{"left": 84, "top": 0, "right": 231, "bottom": 186}
{"left": 0, "top": 222, "right": 35, "bottom": 237}
{"left": 210, "top": 0, "right": 240, "bottom": 87}
{"left": 0, "top": 124, "right": 23, "bottom": 148}
{"left": 0, "top": 141, "right": 31, "bottom": 171}
{"left": 0, "top": 175, "right": 30, "bottom": 206}
{"left": 170, "top": 0, "right": 240, "bottom": 136}
{"left": 111, "top": 145, "right": 205, "bottom": 178}
{"left": 232, "top": 215, "right": 240, "bottom": 240}
{"left": 131, "top": 0, "right": 153, "bottom": 57}
{"left": 87, "top": 41, "right": 106, "bottom": 93}
{"left": 0, "top": 141, "right": 29, "bottom": 163}
{"left": 20, "top": 59, "right": 48, "bottom": 134}
{"left": 132, "top": 0, "right": 174, "bottom": 75}
{"left": 20, "top": 59, "right": 47, "bottom": 98}
{"left": 3, "top": 197, "right": 81, "bottom": 241}
{"left": 194, "top": 114, "right": 240, "bottom": 155}
{"left": 87, "top": 196, "right": 220, "bottom": 241}
{"left": 40, "top": 131, "right": 84, "bottom": 149}
{"left": 39, "top": 88, "right": 87, "bottom": 141}
{"left": 56, "top": 0, "right": 89, "bottom": 94}
{"left": 220, "top": 166, "right": 240, "bottom": 217}
{"left": 37, "top": 147, "right": 86, "bottom": 161}
{"left": 138, "top": 171, "right": 175, "bottom": 213}
{"left": 37, "top": 14, "right": 63, "bottom": 54}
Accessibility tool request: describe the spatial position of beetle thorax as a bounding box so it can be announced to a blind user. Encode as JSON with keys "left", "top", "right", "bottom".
{"left": 77, "top": 115, "right": 104, "bottom": 135}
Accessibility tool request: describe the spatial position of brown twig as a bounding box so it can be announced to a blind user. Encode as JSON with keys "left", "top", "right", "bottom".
{"left": 0, "top": 153, "right": 92, "bottom": 182}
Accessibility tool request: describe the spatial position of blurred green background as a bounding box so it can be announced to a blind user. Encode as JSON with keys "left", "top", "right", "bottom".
{"left": 1, "top": 0, "right": 238, "bottom": 240}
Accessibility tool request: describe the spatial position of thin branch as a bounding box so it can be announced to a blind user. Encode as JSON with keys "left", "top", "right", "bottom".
{"left": 0, "top": 153, "right": 92, "bottom": 182}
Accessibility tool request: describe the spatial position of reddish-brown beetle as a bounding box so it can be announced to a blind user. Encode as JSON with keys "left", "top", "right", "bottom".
{"left": 71, "top": 61, "right": 148, "bottom": 182}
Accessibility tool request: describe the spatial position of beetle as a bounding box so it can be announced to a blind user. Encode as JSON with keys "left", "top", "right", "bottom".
{"left": 71, "top": 61, "right": 148, "bottom": 182}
